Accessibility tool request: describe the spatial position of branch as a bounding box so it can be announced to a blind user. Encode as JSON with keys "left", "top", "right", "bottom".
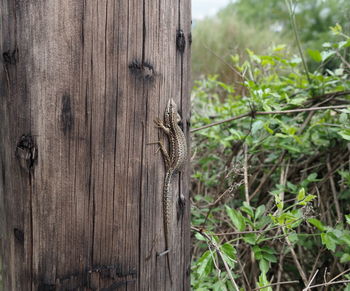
{"left": 283, "top": 228, "right": 308, "bottom": 286}
{"left": 191, "top": 104, "right": 349, "bottom": 133}
{"left": 303, "top": 280, "right": 350, "bottom": 290}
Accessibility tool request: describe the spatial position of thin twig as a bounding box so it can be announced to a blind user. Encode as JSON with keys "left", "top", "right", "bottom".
{"left": 308, "top": 90, "right": 350, "bottom": 103}
{"left": 304, "top": 280, "right": 350, "bottom": 290}
{"left": 236, "top": 258, "right": 252, "bottom": 291}
{"left": 327, "top": 155, "right": 342, "bottom": 223}
{"left": 329, "top": 267, "right": 350, "bottom": 283}
{"left": 211, "top": 218, "right": 303, "bottom": 236}
{"left": 283, "top": 228, "right": 308, "bottom": 286}
{"left": 285, "top": 0, "right": 311, "bottom": 86}
{"left": 303, "top": 269, "right": 319, "bottom": 291}
{"left": 244, "top": 143, "right": 250, "bottom": 204}
{"left": 312, "top": 151, "right": 349, "bottom": 193}
{"left": 276, "top": 246, "right": 286, "bottom": 291}
{"left": 191, "top": 104, "right": 349, "bottom": 133}
{"left": 336, "top": 50, "right": 350, "bottom": 69}
{"left": 308, "top": 250, "right": 322, "bottom": 282}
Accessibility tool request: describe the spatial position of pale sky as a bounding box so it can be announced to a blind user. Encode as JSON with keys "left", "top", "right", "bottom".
{"left": 192, "top": 0, "right": 232, "bottom": 20}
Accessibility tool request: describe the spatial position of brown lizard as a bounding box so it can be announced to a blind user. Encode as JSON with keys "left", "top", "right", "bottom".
{"left": 154, "top": 98, "right": 187, "bottom": 284}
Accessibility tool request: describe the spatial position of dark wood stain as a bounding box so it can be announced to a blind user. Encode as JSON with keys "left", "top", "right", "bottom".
{"left": 37, "top": 283, "right": 56, "bottom": 291}
{"left": 61, "top": 94, "right": 74, "bottom": 135}
{"left": 188, "top": 32, "right": 192, "bottom": 46}
{"left": 14, "top": 228, "right": 25, "bottom": 243}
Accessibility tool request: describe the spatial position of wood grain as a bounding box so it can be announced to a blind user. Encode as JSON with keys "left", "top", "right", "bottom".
{"left": 0, "top": 0, "right": 191, "bottom": 290}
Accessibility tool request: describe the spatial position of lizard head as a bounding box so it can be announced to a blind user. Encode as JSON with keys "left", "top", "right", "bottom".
{"left": 165, "top": 98, "right": 181, "bottom": 125}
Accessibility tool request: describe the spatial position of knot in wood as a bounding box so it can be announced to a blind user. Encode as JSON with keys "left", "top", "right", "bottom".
{"left": 16, "top": 134, "right": 37, "bottom": 170}
{"left": 176, "top": 29, "right": 186, "bottom": 54}
{"left": 2, "top": 48, "right": 18, "bottom": 65}
{"left": 128, "top": 59, "right": 155, "bottom": 82}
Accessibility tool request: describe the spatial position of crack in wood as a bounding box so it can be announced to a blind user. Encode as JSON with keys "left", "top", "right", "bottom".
{"left": 61, "top": 94, "right": 74, "bottom": 135}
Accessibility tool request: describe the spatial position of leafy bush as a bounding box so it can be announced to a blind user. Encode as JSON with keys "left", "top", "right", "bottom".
{"left": 190, "top": 25, "right": 350, "bottom": 290}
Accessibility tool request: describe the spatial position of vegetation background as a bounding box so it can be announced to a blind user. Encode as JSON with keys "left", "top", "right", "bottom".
{"left": 190, "top": 0, "right": 350, "bottom": 290}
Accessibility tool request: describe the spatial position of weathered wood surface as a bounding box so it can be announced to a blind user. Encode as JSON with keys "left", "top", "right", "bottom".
{"left": 0, "top": 1, "right": 191, "bottom": 290}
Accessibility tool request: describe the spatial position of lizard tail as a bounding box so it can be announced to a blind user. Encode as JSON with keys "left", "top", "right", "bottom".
{"left": 163, "top": 170, "right": 174, "bottom": 284}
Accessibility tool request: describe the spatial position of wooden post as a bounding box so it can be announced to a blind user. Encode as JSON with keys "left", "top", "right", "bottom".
{"left": 0, "top": 1, "right": 191, "bottom": 290}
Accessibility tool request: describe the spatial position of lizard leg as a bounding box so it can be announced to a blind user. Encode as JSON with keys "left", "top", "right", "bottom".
{"left": 157, "top": 141, "right": 171, "bottom": 168}
{"left": 147, "top": 141, "right": 171, "bottom": 168}
{"left": 154, "top": 118, "right": 171, "bottom": 135}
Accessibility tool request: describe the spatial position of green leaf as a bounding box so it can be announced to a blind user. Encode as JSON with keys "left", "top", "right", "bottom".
{"left": 297, "top": 188, "right": 306, "bottom": 201}
{"left": 260, "top": 246, "right": 276, "bottom": 254}
{"left": 257, "top": 272, "right": 272, "bottom": 291}
{"left": 196, "top": 250, "right": 213, "bottom": 278}
{"left": 321, "top": 233, "right": 337, "bottom": 252}
{"left": 259, "top": 259, "right": 270, "bottom": 274}
{"left": 321, "top": 50, "right": 336, "bottom": 61}
{"left": 241, "top": 202, "right": 254, "bottom": 217}
{"left": 252, "top": 120, "right": 264, "bottom": 135}
{"left": 263, "top": 122, "right": 274, "bottom": 134}
{"left": 288, "top": 232, "right": 299, "bottom": 243}
{"left": 308, "top": 218, "right": 326, "bottom": 231}
{"left": 340, "top": 253, "right": 350, "bottom": 263}
{"left": 307, "top": 49, "right": 322, "bottom": 62}
{"left": 338, "top": 129, "right": 350, "bottom": 141}
{"left": 330, "top": 23, "right": 343, "bottom": 35}
{"left": 340, "top": 113, "right": 349, "bottom": 124}
{"left": 220, "top": 243, "right": 237, "bottom": 260}
{"left": 243, "top": 233, "right": 257, "bottom": 245}
{"left": 225, "top": 206, "right": 246, "bottom": 231}
{"left": 255, "top": 205, "right": 266, "bottom": 220}
{"left": 341, "top": 234, "right": 350, "bottom": 246}
{"left": 195, "top": 232, "right": 207, "bottom": 241}
{"left": 304, "top": 195, "right": 316, "bottom": 203}
{"left": 255, "top": 216, "right": 271, "bottom": 229}
{"left": 263, "top": 253, "right": 277, "bottom": 263}
{"left": 252, "top": 245, "right": 262, "bottom": 259}
{"left": 273, "top": 44, "right": 286, "bottom": 52}
{"left": 212, "top": 280, "right": 228, "bottom": 291}
{"left": 346, "top": 214, "right": 350, "bottom": 225}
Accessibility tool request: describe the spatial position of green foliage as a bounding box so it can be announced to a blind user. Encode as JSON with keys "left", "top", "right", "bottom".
{"left": 192, "top": 0, "right": 350, "bottom": 81}
{"left": 191, "top": 26, "right": 350, "bottom": 290}
{"left": 192, "top": 8, "right": 290, "bottom": 83}
{"left": 228, "top": 0, "right": 350, "bottom": 49}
